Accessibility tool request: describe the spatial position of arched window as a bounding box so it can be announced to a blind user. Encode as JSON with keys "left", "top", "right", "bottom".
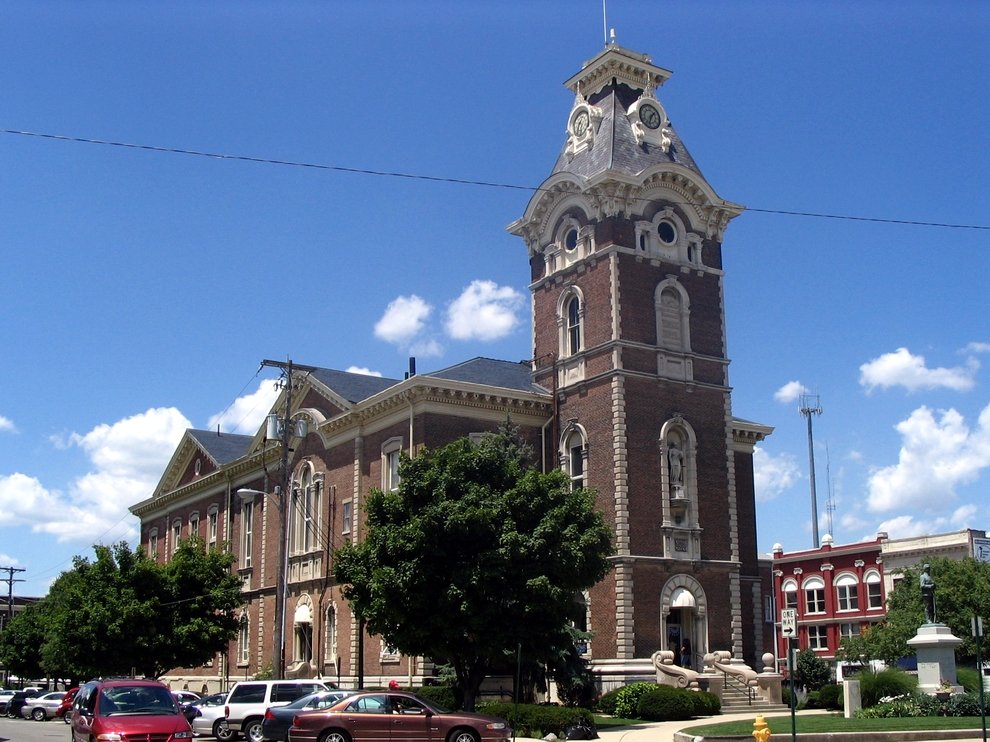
{"left": 803, "top": 576, "right": 826, "bottom": 614}
{"left": 291, "top": 465, "right": 322, "bottom": 555}
{"left": 655, "top": 281, "right": 691, "bottom": 351}
{"left": 566, "top": 295, "right": 582, "bottom": 355}
{"left": 324, "top": 604, "right": 338, "bottom": 664}
{"left": 865, "top": 570, "right": 883, "bottom": 610}
{"left": 834, "top": 573, "right": 859, "bottom": 611}
{"left": 237, "top": 615, "right": 250, "bottom": 665}
{"left": 240, "top": 500, "right": 254, "bottom": 567}
{"left": 561, "top": 425, "right": 587, "bottom": 490}
{"left": 782, "top": 579, "right": 799, "bottom": 611}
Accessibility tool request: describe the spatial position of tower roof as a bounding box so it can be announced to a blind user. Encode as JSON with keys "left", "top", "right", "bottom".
{"left": 554, "top": 44, "right": 703, "bottom": 180}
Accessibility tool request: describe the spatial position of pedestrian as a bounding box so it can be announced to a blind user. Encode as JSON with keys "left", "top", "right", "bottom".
{"left": 680, "top": 638, "right": 692, "bottom": 670}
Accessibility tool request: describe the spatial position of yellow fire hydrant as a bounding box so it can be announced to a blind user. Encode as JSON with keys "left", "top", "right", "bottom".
{"left": 751, "top": 714, "right": 772, "bottom": 742}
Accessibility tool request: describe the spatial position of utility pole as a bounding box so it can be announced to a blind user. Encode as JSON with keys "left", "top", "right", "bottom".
{"left": 799, "top": 394, "right": 823, "bottom": 548}
{"left": 0, "top": 566, "right": 26, "bottom": 627}
{"left": 261, "top": 359, "right": 316, "bottom": 680}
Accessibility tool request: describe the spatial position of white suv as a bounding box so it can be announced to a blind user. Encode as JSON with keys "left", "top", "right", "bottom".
{"left": 224, "top": 680, "right": 329, "bottom": 742}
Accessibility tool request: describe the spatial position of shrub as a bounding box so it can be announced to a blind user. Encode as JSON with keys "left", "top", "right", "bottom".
{"left": 690, "top": 690, "right": 721, "bottom": 716}
{"left": 636, "top": 686, "right": 695, "bottom": 722}
{"left": 856, "top": 695, "right": 923, "bottom": 719}
{"left": 858, "top": 691, "right": 982, "bottom": 719}
{"left": 416, "top": 684, "right": 459, "bottom": 710}
{"left": 595, "top": 686, "right": 623, "bottom": 715}
{"left": 478, "top": 702, "right": 593, "bottom": 738}
{"left": 612, "top": 683, "right": 658, "bottom": 718}
{"left": 948, "top": 692, "right": 983, "bottom": 716}
{"left": 956, "top": 666, "right": 980, "bottom": 694}
{"left": 795, "top": 649, "right": 832, "bottom": 691}
{"left": 814, "top": 684, "right": 843, "bottom": 711}
{"left": 858, "top": 668, "right": 917, "bottom": 708}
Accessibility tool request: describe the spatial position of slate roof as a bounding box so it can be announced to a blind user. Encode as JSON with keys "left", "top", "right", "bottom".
{"left": 310, "top": 368, "right": 402, "bottom": 404}
{"left": 425, "top": 357, "right": 548, "bottom": 395}
{"left": 187, "top": 429, "right": 253, "bottom": 465}
{"left": 551, "top": 80, "right": 702, "bottom": 181}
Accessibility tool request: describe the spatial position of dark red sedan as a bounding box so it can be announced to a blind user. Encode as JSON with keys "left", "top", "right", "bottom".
{"left": 287, "top": 690, "right": 511, "bottom": 742}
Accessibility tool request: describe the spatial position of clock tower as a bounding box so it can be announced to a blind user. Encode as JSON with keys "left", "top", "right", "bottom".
{"left": 509, "top": 43, "right": 771, "bottom": 681}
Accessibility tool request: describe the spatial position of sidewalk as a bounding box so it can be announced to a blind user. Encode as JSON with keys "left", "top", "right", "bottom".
{"left": 516, "top": 708, "right": 990, "bottom": 742}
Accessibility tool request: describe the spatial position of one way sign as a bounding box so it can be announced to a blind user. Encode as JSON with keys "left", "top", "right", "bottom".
{"left": 781, "top": 609, "right": 797, "bottom": 638}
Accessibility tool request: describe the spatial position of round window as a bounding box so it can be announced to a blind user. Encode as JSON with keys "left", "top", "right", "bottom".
{"left": 194, "top": 458, "right": 202, "bottom": 475}
{"left": 564, "top": 228, "right": 579, "bottom": 252}
{"left": 657, "top": 220, "right": 677, "bottom": 245}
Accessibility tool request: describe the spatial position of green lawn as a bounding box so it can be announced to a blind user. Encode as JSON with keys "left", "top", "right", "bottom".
{"left": 684, "top": 713, "right": 988, "bottom": 736}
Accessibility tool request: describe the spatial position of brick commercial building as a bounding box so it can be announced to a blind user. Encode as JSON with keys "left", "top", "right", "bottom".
{"left": 131, "top": 42, "right": 773, "bottom": 693}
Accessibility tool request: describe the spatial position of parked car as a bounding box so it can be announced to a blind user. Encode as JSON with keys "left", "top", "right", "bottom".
{"left": 188, "top": 692, "right": 230, "bottom": 739}
{"left": 57, "top": 687, "right": 79, "bottom": 723}
{"left": 21, "top": 690, "right": 66, "bottom": 721}
{"left": 6, "top": 689, "right": 39, "bottom": 718}
{"left": 0, "top": 690, "right": 15, "bottom": 714}
{"left": 224, "top": 680, "right": 329, "bottom": 742}
{"left": 287, "top": 691, "right": 511, "bottom": 742}
{"left": 69, "top": 677, "right": 193, "bottom": 742}
{"left": 261, "top": 691, "right": 353, "bottom": 742}
{"left": 173, "top": 690, "right": 202, "bottom": 706}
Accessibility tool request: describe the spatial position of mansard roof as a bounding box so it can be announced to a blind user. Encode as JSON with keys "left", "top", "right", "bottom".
{"left": 187, "top": 429, "right": 253, "bottom": 466}
{"left": 310, "top": 367, "right": 401, "bottom": 404}
{"left": 425, "top": 357, "right": 547, "bottom": 394}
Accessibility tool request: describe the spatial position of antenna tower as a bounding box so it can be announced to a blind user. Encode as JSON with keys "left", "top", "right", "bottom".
{"left": 799, "top": 393, "right": 823, "bottom": 548}
{"left": 825, "top": 442, "right": 836, "bottom": 538}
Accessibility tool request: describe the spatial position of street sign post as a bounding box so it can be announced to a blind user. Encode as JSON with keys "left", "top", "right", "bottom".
{"left": 781, "top": 609, "right": 797, "bottom": 638}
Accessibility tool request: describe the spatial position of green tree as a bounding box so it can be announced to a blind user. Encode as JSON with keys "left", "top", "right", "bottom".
{"left": 334, "top": 425, "right": 614, "bottom": 710}
{"left": 0, "top": 603, "right": 47, "bottom": 681}
{"left": 837, "top": 557, "right": 990, "bottom": 664}
{"left": 12, "top": 539, "right": 242, "bottom": 680}
{"left": 795, "top": 648, "right": 831, "bottom": 691}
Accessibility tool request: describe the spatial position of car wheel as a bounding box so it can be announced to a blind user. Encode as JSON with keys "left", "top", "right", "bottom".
{"left": 318, "top": 730, "right": 351, "bottom": 742}
{"left": 448, "top": 729, "right": 480, "bottom": 742}
{"left": 214, "top": 719, "right": 237, "bottom": 741}
{"left": 32, "top": 707, "right": 46, "bottom": 721}
{"left": 243, "top": 719, "right": 265, "bottom": 742}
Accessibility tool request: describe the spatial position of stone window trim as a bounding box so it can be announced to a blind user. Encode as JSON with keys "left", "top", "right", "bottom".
{"left": 237, "top": 613, "right": 250, "bottom": 666}
{"left": 802, "top": 576, "right": 826, "bottom": 615}
{"left": 341, "top": 499, "right": 353, "bottom": 536}
{"left": 241, "top": 500, "right": 254, "bottom": 569}
{"left": 634, "top": 207, "right": 703, "bottom": 267}
{"left": 149, "top": 528, "right": 159, "bottom": 560}
{"left": 834, "top": 572, "right": 860, "bottom": 612}
{"left": 556, "top": 285, "right": 586, "bottom": 359}
{"left": 207, "top": 505, "right": 219, "bottom": 545}
{"left": 864, "top": 569, "right": 883, "bottom": 610}
{"left": 290, "top": 462, "right": 323, "bottom": 556}
{"left": 559, "top": 422, "right": 589, "bottom": 491}
{"left": 382, "top": 437, "right": 404, "bottom": 493}
{"left": 188, "top": 511, "right": 200, "bottom": 537}
{"left": 654, "top": 278, "right": 692, "bottom": 352}
{"left": 171, "top": 518, "right": 182, "bottom": 553}
{"left": 807, "top": 624, "right": 828, "bottom": 651}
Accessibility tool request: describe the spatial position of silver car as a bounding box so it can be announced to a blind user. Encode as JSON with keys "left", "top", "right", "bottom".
{"left": 21, "top": 691, "right": 66, "bottom": 721}
{"left": 188, "top": 692, "right": 232, "bottom": 739}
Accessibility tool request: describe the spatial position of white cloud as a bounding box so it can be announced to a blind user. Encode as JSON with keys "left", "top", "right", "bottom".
{"left": 374, "top": 295, "right": 432, "bottom": 345}
{"left": 409, "top": 338, "right": 444, "bottom": 358}
{"left": 445, "top": 280, "right": 524, "bottom": 342}
{"left": 345, "top": 366, "right": 382, "bottom": 377}
{"left": 859, "top": 347, "right": 978, "bottom": 393}
{"left": 963, "top": 342, "right": 990, "bottom": 354}
{"left": 866, "top": 403, "right": 990, "bottom": 512}
{"left": 0, "top": 552, "right": 21, "bottom": 567}
{"left": 774, "top": 381, "right": 808, "bottom": 404}
{"left": 209, "top": 379, "right": 280, "bottom": 435}
{"left": 875, "top": 504, "right": 979, "bottom": 540}
{"left": 21, "top": 407, "right": 193, "bottom": 545}
{"left": 753, "top": 446, "right": 802, "bottom": 502}
{"left": 0, "top": 415, "right": 15, "bottom": 433}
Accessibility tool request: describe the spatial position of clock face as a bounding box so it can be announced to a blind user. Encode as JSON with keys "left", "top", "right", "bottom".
{"left": 573, "top": 110, "right": 590, "bottom": 137}
{"left": 639, "top": 104, "right": 662, "bottom": 130}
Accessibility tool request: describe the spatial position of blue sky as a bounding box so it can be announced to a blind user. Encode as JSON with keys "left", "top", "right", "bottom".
{"left": 1, "top": 1, "right": 988, "bottom": 596}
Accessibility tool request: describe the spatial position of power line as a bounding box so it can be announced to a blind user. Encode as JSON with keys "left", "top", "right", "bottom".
{"left": 3, "top": 127, "right": 988, "bottom": 232}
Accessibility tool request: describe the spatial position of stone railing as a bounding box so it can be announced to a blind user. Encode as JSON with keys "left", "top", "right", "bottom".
{"left": 651, "top": 650, "right": 701, "bottom": 689}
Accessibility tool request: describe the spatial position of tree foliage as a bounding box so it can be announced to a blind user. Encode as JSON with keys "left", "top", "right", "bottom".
{"left": 0, "top": 539, "right": 243, "bottom": 681}
{"left": 334, "top": 424, "right": 614, "bottom": 710}
{"left": 794, "top": 648, "right": 831, "bottom": 691}
{"left": 837, "top": 557, "right": 990, "bottom": 664}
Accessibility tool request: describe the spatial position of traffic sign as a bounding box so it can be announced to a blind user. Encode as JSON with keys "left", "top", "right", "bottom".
{"left": 781, "top": 608, "right": 797, "bottom": 638}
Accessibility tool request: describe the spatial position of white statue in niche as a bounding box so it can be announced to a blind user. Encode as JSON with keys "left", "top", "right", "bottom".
{"left": 668, "top": 442, "right": 684, "bottom": 497}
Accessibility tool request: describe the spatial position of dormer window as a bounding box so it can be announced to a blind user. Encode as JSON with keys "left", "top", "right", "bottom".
{"left": 657, "top": 220, "right": 677, "bottom": 245}
{"left": 564, "top": 228, "right": 579, "bottom": 252}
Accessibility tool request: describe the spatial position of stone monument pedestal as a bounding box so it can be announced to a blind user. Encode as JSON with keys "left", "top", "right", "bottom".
{"left": 907, "top": 623, "right": 964, "bottom": 694}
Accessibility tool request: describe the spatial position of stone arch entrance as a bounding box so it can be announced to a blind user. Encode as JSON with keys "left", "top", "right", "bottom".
{"left": 660, "top": 575, "right": 708, "bottom": 671}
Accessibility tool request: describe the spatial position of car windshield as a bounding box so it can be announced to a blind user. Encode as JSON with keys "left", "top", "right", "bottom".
{"left": 100, "top": 686, "right": 178, "bottom": 716}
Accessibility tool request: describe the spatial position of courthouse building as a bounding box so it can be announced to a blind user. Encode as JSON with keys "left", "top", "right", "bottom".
{"left": 131, "top": 41, "right": 773, "bottom": 692}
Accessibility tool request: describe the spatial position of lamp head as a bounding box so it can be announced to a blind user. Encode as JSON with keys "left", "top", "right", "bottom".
{"left": 237, "top": 488, "right": 265, "bottom": 503}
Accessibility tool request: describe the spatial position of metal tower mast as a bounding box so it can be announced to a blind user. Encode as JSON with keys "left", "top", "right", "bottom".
{"left": 800, "top": 394, "right": 823, "bottom": 548}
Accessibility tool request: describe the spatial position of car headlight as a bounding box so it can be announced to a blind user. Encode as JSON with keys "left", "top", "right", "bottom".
{"left": 485, "top": 722, "right": 507, "bottom": 730}
{"left": 175, "top": 732, "right": 195, "bottom": 739}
